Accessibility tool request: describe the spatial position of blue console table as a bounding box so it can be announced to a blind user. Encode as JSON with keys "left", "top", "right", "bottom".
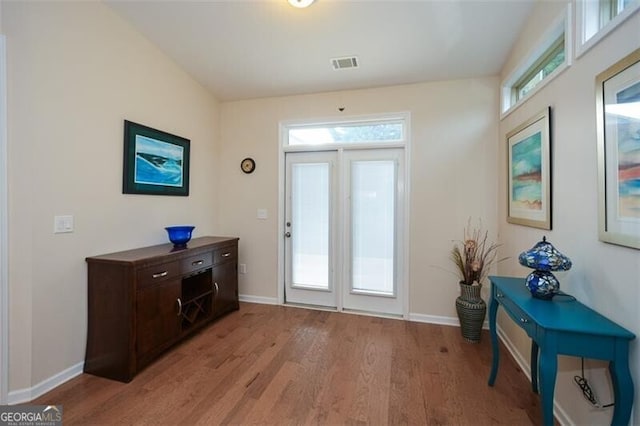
{"left": 487, "top": 276, "right": 635, "bottom": 426}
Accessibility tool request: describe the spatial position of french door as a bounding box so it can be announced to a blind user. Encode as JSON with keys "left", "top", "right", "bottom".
{"left": 284, "top": 149, "right": 405, "bottom": 316}
{"left": 284, "top": 151, "right": 338, "bottom": 307}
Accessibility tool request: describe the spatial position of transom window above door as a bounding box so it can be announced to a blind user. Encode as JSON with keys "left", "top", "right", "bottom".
{"left": 284, "top": 116, "right": 407, "bottom": 147}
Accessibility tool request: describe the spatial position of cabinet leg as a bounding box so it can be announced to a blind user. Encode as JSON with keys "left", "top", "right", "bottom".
{"left": 609, "top": 357, "right": 633, "bottom": 426}
{"left": 538, "top": 346, "right": 557, "bottom": 426}
{"left": 531, "top": 340, "right": 539, "bottom": 394}
{"left": 488, "top": 296, "right": 500, "bottom": 386}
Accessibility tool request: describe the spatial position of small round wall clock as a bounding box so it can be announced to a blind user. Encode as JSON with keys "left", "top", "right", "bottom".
{"left": 240, "top": 157, "right": 256, "bottom": 174}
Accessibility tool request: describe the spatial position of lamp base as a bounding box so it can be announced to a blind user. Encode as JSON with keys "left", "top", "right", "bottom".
{"left": 525, "top": 270, "right": 559, "bottom": 300}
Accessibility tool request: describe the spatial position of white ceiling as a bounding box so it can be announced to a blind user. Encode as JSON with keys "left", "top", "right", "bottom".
{"left": 105, "top": 0, "right": 535, "bottom": 101}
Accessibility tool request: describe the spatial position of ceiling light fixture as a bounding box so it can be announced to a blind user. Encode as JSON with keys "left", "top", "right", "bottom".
{"left": 288, "top": 0, "right": 315, "bottom": 8}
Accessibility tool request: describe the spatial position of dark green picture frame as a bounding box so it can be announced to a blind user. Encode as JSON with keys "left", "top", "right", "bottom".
{"left": 123, "top": 120, "right": 190, "bottom": 196}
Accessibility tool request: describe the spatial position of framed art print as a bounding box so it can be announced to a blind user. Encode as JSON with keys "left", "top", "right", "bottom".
{"left": 123, "top": 120, "right": 190, "bottom": 196}
{"left": 507, "top": 107, "right": 552, "bottom": 230}
{"left": 596, "top": 48, "right": 640, "bottom": 249}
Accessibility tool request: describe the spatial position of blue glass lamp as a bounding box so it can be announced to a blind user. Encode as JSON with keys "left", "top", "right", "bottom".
{"left": 518, "top": 237, "right": 572, "bottom": 300}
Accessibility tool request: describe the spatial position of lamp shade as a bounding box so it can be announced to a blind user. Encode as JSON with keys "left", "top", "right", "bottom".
{"left": 518, "top": 236, "right": 572, "bottom": 271}
{"left": 519, "top": 236, "right": 571, "bottom": 300}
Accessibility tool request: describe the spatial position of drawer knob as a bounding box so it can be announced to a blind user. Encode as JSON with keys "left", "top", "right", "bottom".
{"left": 222, "top": 252, "right": 231, "bottom": 258}
{"left": 520, "top": 317, "right": 529, "bottom": 324}
{"left": 496, "top": 292, "right": 504, "bottom": 298}
{"left": 152, "top": 271, "right": 168, "bottom": 279}
{"left": 192, "top": 260, "right": 204, "bottom": 266}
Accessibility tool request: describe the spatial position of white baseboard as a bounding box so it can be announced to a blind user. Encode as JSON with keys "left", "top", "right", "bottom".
{"left": 8, "top": 361, "right": 84, "bottom": 405}
{"left": 238, "top": 294, "right": 278, "bottom": 305}
{"left": 496, "top": 324, "right": 573, "bottom": 426}
{"left": 553, "top": 401, "right": 573, "bottom": 426}
{"left": 408, "top": 313, "right": 459, "bottom": 326}
{"left": 409, "top": 313, "right": 489, "bottom": 330}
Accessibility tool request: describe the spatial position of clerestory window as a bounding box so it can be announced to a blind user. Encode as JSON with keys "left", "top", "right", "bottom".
{"left": 500, "top": 5, "right": 571, "bottom": 116}
{"left": 576, "top": 0, "right": 640, "bottom": 57}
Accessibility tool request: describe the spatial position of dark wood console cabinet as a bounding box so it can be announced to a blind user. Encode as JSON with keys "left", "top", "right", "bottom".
{"left": 84, "top": 236, "right": 239, "bottom": 382}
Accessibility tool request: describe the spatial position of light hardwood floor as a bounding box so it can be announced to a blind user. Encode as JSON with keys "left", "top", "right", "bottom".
{"left": 34, "top": 302, "right": 543, "bottom": 425}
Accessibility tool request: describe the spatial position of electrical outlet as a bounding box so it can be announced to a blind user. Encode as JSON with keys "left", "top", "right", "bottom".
{"left": 54, "top": 215, "right": 74, "bottom": 234}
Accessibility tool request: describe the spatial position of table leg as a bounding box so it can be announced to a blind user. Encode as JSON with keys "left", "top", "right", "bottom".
{"left": 538, "top": 345, "right": 557, "bottom": 426}
{"left": 609, "top": 347, "right": 634, "bottom": 426}
{"left": 488, "top": 294, "right": 499, "bottom": 386}
{"left": 531, "top": 340, "right": 539, "bottom": 394}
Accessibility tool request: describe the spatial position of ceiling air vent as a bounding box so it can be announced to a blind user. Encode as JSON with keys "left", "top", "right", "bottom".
{"left": 331, "top": 56, "right": 359, "bottom": 70}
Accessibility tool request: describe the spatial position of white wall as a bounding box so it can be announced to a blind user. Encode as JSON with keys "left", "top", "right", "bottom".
{"left": 218, "top": 77, "right": 500, "bottom": 319}
{"left": 8, "top": 3, "right": 635, "bottom": 422}
{"left": 0, "top": 0, "right": 7, "bottom": 406}
{"left": 498, "top": 3, "right": 640, "bottom": 425}
{"left": 3, "top": 2, "right": 220, "bottom": 395}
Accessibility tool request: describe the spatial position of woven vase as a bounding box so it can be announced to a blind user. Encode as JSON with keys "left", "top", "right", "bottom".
{"left": 455, "top": 282, "right": 486, "bottom": 343}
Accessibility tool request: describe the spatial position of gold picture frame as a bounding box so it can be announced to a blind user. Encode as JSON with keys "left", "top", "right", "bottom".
{"left": 507, "top": 107, "right": 552, "bottom": 230}
{"left": 596, "top": 48, "right": 640, "bottom": 250}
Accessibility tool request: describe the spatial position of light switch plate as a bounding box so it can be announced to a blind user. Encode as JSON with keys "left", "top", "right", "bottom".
{"left": 257, "top": 209, "right": 268, "bottom": 220}
{"left": 54, "top": 215, "right": 74, "bottom": 233}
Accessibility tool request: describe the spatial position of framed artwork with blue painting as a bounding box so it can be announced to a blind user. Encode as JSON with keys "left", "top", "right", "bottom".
{"left": 507, "top": 107, "right": 551, "bottom": 230}
{"left": 597, "top": 48, "right": 640, "bottom": 249}
{"left": 123, "top": 120, "right": 190, "bottom": 196}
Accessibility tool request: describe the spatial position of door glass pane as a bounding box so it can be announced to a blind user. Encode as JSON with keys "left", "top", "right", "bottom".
{"left": 351, "top": 160, "right": 395, "bottom": 295}
{"left": 292, "top": 163, "right": 329, "bottom": 289}
{"left": 288, "top": 121, "right": 403, "bottom": 146}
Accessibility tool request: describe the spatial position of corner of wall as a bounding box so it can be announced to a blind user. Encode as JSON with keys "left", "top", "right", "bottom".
{"left": 0, "top": 33, "right": 8, "bottom": 405}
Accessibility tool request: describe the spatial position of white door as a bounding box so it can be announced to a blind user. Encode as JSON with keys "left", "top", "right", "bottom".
{"left": 342, "top": 149, "right": 404, "bottom": 315}
{"left": 284, "top": 151, "right": 338, "bottom": 308}
{"left": 0, "top": 35, "right": 8, "bottom": 404}
{"left": 284, "top": 149, "right": 405, "bottom": 316}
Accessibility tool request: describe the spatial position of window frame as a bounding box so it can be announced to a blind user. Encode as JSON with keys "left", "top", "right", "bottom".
{"left": 575, "top": 0, "right": 640, "bottom": 58}
{"left": 512, "top": 35, "right": 565, "bottom": 102}
{"left": 281, "top": 113, "right": 409, "bottom": 151}
{"left": 500, "top": 4, "right": 572, "bottom": 118}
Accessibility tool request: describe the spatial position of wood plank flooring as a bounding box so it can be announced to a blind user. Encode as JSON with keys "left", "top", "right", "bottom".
{"left": 33, "top": 303, "right": 543, "bottom": 425}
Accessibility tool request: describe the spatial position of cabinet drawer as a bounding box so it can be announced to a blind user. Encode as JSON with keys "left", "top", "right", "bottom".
{"left": 496, "top": 292, "right": 536, "bottom": 337}
{"left": 137, "top": 261, "right": 180, "bottom": 288}
{"left": 214, "top": 245, "right": 237, "bottom": 264}
{"left": 181, "top": 252, "right": 213, "bottom": 275}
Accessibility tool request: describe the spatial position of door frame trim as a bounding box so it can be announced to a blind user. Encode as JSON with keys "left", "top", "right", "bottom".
{"left": 277, "top": 112, "right": 411, "bottom": 319}
{"left": 0, "top": 34, "right": 9, "bottom": 405}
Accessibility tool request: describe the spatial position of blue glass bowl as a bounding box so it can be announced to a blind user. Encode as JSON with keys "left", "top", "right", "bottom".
{"left": 165, "top": 226, "right": 195, "bottom": 248}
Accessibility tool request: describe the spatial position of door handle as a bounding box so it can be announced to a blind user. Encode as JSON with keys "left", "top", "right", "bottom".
{"left": 285, "top": 232, "right": 291, "bottom": 238}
